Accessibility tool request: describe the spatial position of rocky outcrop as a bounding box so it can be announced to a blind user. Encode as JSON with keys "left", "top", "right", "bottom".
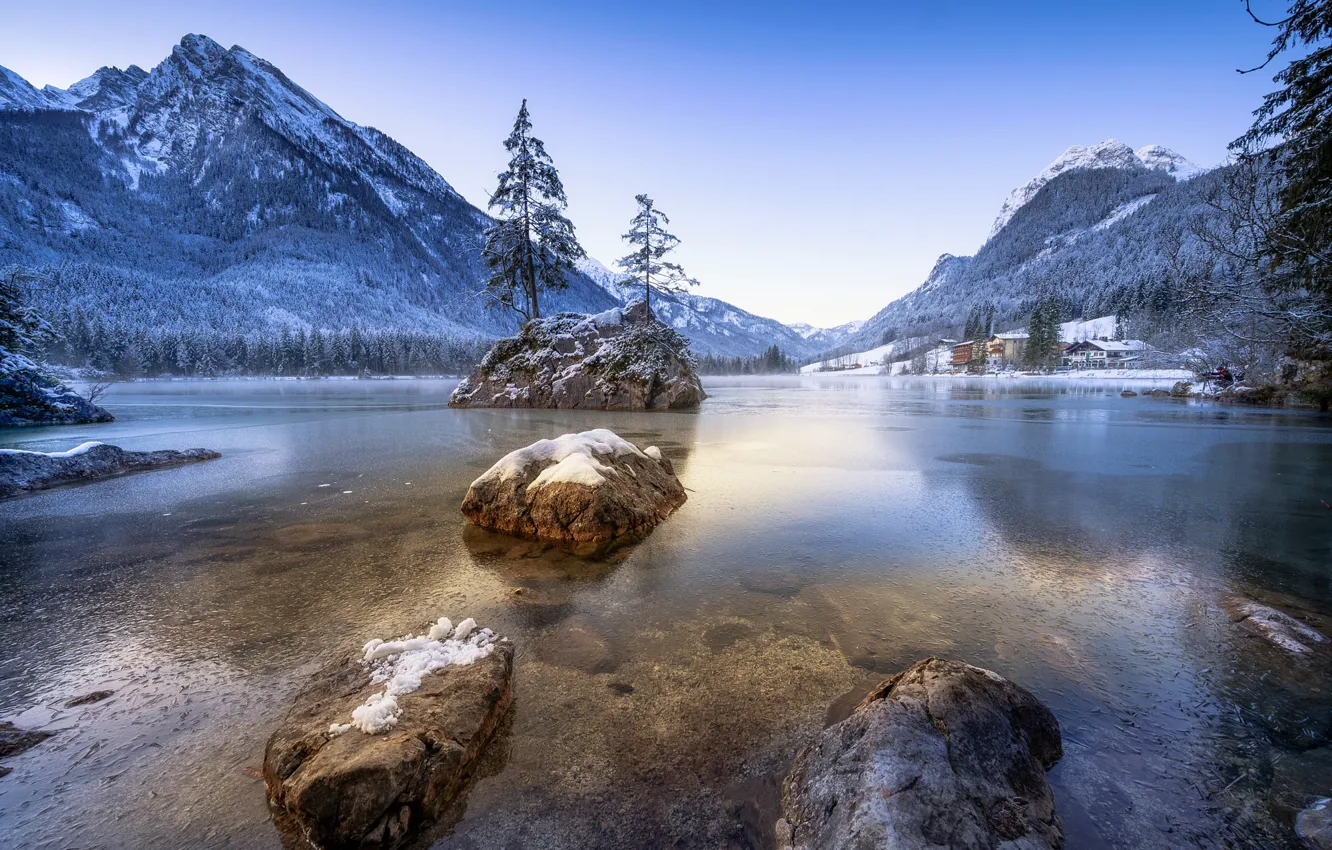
{"left": 449, "top": 301, "right": 706, "bottom": 410}
{"left": 776, "top": 658, "right": 1063, "bottom": 850}
{"left": 264, "top": 618, "right": 513, "bottom": 850}
{"left": 461, "top": 429, "right": 686, "bottom": 556}
{"left": 1171, "top": 380, "right": 1194, "bottom": 397}
{"left": 0, "top": 442, "right": 220, "bottom": 498}
{"left": 0, "top": 353, "right": 113, "bottom": 426}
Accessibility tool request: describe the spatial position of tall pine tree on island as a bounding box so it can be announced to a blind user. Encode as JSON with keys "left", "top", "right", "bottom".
{"left": 482, "top": 100, "right": 585, "bottom": 320}
{"left": 617, "top": 194, "right": 699, "bottom": 309}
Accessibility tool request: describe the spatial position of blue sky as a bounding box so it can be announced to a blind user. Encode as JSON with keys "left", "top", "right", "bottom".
{"left": 0, "top": 1, "right": 1288, "bottom": 326}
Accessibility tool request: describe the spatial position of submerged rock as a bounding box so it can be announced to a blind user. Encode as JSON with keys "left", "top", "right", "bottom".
{"left": 1223, "top": 596, "right": 1328, "bottom": 654}
{"left": 264, "top": 618, "right": 513, "bottom": 850}
{"left": 0, "top": 442, "right": 220, "bottom": 498}
{"left": 0, "top": 721, "right": 53, "bottom": 758}
{"left": 461, "top": 429, "right": 686, "bottom": 556}
{"left": 1120, "top": 390, "right": 1138, "bottom": 397}
{"left": 0, "top": 353, "right": 114, "bottom": 426}
{"left": 776, "top": 658, "right": 1063, "bottom": 850}
{"left": 64, "top": 690, "right": 115, "bottom": 707}
{"left": 1299, "top": 798, "right": 1332, "bottom": 850}
{"left": 449, "top": 301, "right": 706, "bottom": 410}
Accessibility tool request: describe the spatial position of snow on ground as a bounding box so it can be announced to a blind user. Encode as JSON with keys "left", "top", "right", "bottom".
{"left": 0, "top": 441, "right": 105, "bottom": 458}
{"left": 799, "top": 340, "right": 909, "bottom": 374}
{"left": 1059, "top": 315, "right": 1117, "bottom": 342}
{"left": 471, "top": 429, "right": 653, "bottom": 491}
{"left": 330, "top": 617, "right": 498, "bottom": 736}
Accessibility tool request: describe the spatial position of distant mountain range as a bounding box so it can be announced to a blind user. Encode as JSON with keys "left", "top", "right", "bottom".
{"left": 824, "top": 138, "right": 1220, "bottom": 357}
{"left": 0, "top": 34, "right": 841, "bottom": 359}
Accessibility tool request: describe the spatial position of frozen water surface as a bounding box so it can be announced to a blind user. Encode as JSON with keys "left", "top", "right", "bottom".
{"left": 1, "top": 376, "right": 1330, "bottom": 848}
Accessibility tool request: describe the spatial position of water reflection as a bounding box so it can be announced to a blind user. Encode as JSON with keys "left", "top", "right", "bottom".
{"left": 0, "top": 377, "right": 1329, "bottom": 849}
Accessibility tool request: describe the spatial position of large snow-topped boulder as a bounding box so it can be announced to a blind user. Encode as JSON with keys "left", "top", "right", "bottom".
{"left": 0, "top": 353, "right": 113, "bottom": 426}
{"left": 777, "top": 658, "right": 1064, "bottom": 850}
{"left": 264, "top": 617, "right": 513, "bottom": 850}
{"left": 449, "top": 301, "right": 706, "bottom": 410}
{"left": 0, "top": 441, "right": 220, "bottom": 498}
{"left": 461, "top": 429, "right": 686, "bottom": 556}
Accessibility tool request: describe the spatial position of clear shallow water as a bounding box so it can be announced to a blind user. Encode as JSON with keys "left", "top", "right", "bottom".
{"left": 1, "top": 376, "right": 1330, "bottom": 848}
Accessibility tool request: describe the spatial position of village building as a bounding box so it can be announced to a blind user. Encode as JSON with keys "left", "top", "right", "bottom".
{"left": 986, "top": 332, "right": 1029, "bottom": 368}
{"left": 951, "top": 340, "right": 987, "bottom": 373}
{"left": 1062, "top": 339, "right": 1148, "bottom": 369}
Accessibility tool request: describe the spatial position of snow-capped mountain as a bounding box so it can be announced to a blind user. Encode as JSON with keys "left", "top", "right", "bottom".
{"left": 575, "top": 257, "right": 827, "bottom": 357}
{"left": 785, "top": 319, "right": 865, "bottom": 349}
{"left": 0, "top": 34, "right": 805, "bottom": 359}
{"left": 987, "top": 139, "right": 1205, "bottom": 239}
{"left": 828, "top": 140, "right": 1222, "bottom": 356}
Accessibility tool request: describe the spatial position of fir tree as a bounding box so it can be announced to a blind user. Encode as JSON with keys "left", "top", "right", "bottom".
{"left": 1023, "top": 295, "right": 1062, "bottom": 370}
{"left": 0, "top": 269, "right": 54, "bottom": 357}
{"left": 482, "top": 100, "right": 585, "bottom": 320}
{"left": 1234, "top": 0, "right": 1332, "bottom": 295}
{"left": 617, "top": 194, "right": 699, "bottom": 310}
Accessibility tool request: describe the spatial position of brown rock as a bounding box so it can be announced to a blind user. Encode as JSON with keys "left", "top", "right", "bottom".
{"left": 449, "top": 301, "right": 706, "bottom": 410}
{"left": 65, "top": 690, "right": 115, "bottom": 707}
{"left": 263, "top": 628, "right": 514, "bottom": 849}
{"left": 461, "top": 429, "right": 686, "bottom": 556}
{"left": 777, "top": 658, "right": 1063, "bottom": 850}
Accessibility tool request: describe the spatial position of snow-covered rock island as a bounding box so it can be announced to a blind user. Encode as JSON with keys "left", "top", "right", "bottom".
{"left": 0, "top": 352, "right": 112, "bottom": 426}
{"left": 449, "top": 301, "right": 706, "bottom": 410}
{"left": 0, "top": 442, "right": 220, "bottom": 498}
{"left": 264, "top": 617, "right": 513, "bottom": 850}
{"left": 461, "top": 429, "right": 687, "bottom": 556}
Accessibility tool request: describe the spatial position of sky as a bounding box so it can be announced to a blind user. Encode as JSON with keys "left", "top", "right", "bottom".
{"left": 0, "top": 0, "right": 1289, "bottom": 327}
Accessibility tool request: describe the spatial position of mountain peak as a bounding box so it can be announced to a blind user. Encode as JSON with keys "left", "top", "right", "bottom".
{"left": 177, "top": 33, "right": 229, "bottom": 62}
{"left": 988, "top": 139, "right": 1206, "bottom": 240}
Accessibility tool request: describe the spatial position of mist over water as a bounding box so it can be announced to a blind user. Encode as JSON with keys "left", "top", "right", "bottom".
{"left": 1, "top": 376, "right": 1329, "bottom": 849}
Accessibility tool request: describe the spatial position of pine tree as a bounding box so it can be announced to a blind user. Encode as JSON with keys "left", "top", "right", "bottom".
{"left": 0, "top": 269, "right": 53, "bottom": 357}
{"left": 1023, "top": 295, "right": 1062, "bottom": 370}
{"left": 617, "top": 194, "right": 700, "bottom": 310}
{"left": 1234, "top": 0, "right": 1332, "bottom": 295}
{"left": 482, "top": 100, "right": 585, "bottom": 320}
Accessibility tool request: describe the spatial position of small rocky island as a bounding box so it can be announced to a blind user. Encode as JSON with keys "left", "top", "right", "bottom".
{"left": 461, "top": 429, "right": 687, "bottom": 556}
{"left": 265, "top": 617, "right": 513, "bottom": 849}
{"left": 0, "top": 442, "right": 220, "bottom": 498}
{"left": 449, "top": 301, "right": 706, "bottom": 410}
{"left": 777, "top": 658, "right": 1064, "bottom": 850}
{"left": 0, "top": 353, "right": 113, "bottom": 426}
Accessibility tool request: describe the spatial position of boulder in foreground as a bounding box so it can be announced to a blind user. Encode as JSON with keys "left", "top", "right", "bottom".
{"left": 777, "top": 657, "right": 1064, "bottom": 850}
{"left": 449, "top": 301, "right": 706, "bottom": 410}
{"left": 0, "top": 352, "right": 113, "bottom": 426}
{"left": 0, "top": 442, "right": 220, "bottom": 498}
{"left": 264, "top": 617, "right": 513, "bottom": 849}
{"left": 461, "top": 429, "right": 686, "bottom": 556}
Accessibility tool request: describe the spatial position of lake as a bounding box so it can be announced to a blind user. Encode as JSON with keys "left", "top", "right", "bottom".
{"left": 1, "top": 376, "right": 1330, "bottom": 849}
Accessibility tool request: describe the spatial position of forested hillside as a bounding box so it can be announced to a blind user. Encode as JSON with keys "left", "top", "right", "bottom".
{"left": 831, "top": 141, "right": 1223, "bottom": 357}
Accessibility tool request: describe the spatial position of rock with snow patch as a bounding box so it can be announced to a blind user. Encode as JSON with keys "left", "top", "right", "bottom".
{"left": 0, "top": 442, "right": 219, "bottom": 498}
{"left": 0, "top": 353, "right": 113, "bottom": 426}
{"left": 449, "top": 301, "right": 706, "bottom": 410}
{"left": 1223, "top": 596, "right": 1328, "bottom": 655}
{"left": 775, "top": 657, "right": 1063, "bottom": 850}
{"left": 461, "top": 429, "right": 686, "bottom": 556}
{"left": 264, "top": 618, "right": 513, "bottom": 850}
{"left": 1171, "top": 380, "right": 1194, "bottom": 397}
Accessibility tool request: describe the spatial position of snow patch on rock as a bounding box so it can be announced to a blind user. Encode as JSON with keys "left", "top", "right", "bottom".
{"left": 333, "top": 617, "right": 499, "bottom": 735}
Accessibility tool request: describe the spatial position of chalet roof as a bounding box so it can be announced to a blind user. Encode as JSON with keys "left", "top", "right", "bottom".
{"left": 994, "top": 332, "right": 1029, "bottom": 340}
{"left": 1064, "top": 339, "right": 1147, "bottom": 352}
